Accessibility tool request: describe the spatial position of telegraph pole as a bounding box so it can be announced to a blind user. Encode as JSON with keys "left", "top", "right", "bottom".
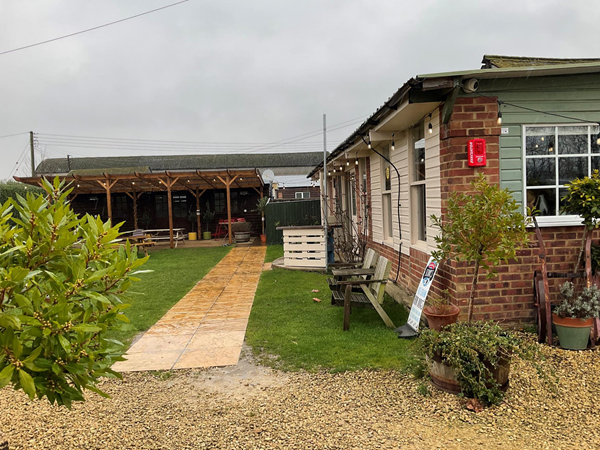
{"left": 323, "top": 114, "right": 328, "bottom": 268}
{"left": 29, "top": 131, "right": 35, "bottom": 176}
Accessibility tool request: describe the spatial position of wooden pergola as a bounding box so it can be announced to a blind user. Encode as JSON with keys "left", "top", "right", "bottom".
{"left": 15, "top": 169, "right": 265, "bottom": 248}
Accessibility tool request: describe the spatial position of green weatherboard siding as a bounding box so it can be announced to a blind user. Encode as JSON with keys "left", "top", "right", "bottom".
{"left": 461, "top": 73, "right": 600, "bottom": 207}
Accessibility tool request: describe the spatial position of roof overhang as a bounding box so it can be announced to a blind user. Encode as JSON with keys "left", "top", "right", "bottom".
{"left": 15, "top": 169, "right": 264, "bottom": 195}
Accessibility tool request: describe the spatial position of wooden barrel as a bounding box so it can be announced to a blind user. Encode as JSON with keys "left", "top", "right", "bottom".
{"left": 429, "top": 353, "right": 510, "bottom": 394}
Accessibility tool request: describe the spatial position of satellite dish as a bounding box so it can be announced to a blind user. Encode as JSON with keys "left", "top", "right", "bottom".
{"left": 262, "top": 169, "right": 275, "bottom": 183}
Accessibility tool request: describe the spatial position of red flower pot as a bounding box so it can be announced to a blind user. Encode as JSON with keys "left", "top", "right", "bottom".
{"left": 423, "top": 305, "right": 461, "bottom": 332}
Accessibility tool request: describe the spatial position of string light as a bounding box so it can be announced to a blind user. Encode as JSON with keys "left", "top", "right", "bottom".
{"left": 346, "top": 159, "right": 350, "bottom": 166}
{"left": 498, "top": 101, "right": 502, "bottom": 125}
{"left": 428, "top": 115, "right": 433, "bottom": 134}
{"left": 328, "top": 171, "right": 331, "bottom": 176}
{"left": 367, "top": 138, "right": 372, "bottom": 149}
{"left": 391, "top": 133, "right": 395, "bottom": 151}
{"left": 355, "top": 159, "right": 359, "bottom": 165}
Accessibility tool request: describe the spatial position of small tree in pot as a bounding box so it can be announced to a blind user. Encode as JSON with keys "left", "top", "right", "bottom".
{"left": 431, "top": 173, "right": 531, "bottom": 322}
{"left": 202, "top": 202, "right": 215, "bottom": 240}
{"left": 256, "top": 197, "right": 268, "bottom": 243}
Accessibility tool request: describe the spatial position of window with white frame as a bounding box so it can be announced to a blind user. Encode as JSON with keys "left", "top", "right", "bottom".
{"left": 380, "top": 145, "right": 393, "bottom": 240}
{"left": 411, "top": 124, "right": 427, "bottom": 243}
{"left": 295, "top": 191, "right": 310, "bottom": 199}
{"left": 524, "top": 124, "right": 600, "bottom": 221}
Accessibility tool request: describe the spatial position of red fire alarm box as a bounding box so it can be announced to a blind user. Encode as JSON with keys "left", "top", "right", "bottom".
{"left": 468, "top": 139, "right": 487, "bottom": 167}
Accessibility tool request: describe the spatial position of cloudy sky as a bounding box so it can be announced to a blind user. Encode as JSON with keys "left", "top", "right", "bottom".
{"left": 0, "top": 0, "right": 598, "bottom": 179}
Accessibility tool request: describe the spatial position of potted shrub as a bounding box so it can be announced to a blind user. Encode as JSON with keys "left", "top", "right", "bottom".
{"left": 423, "top": 290, "right": 460, "bottom": 331}
{"left": 232, "top": 221, "right": 252, "bottom": 242}
{"left": 553, "top": 281, "right": 600, "bottom": 350}
{"left": 257, "top": 196, "right": 268, "bottom": 243}
{"left": 424, "top": 174, "right": 531, "bottom": 401}
{"left": 187, "top": 210, "right": 198, "bottom": 241}
{"left": 202, "top": 202, "right": 215, "bottom": 240}
{"left": 419, "top": 321, "right": 537, "bottom": 406}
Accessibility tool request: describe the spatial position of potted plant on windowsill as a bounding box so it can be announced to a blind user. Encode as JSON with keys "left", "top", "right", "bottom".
{"left": 202, "top": 202, "right": 215, "bottom": 240}
{"left": 422, "top": 173, "right": 532, "bottom": 405}
{"left": 232, "top": 221, "right": 252, "bottom": 242}
{"left": 257, "top": 196, "right": 268, "bottom": 243}
{"left": 423, "top": 290, "right": 460, "bottom": 331}
{"left": 553, "top": 281, "right": 600, "bottom": 350}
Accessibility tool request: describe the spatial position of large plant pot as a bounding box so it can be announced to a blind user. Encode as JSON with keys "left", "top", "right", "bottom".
{"left": 188, "top": 232, "right": 197, "bottom": 241}
{"left": 203, "top": 231, "right": 212, "bottom": 240}
{"left": 553, "top": 314, "right": 592, "bottom": 350}
{"left": 429, "top": 353, "right": 510, "bottom": 394}
{"left": 234, "top": 231, "right": 251, "bottom": 242}
{"left": 423, "top": 305, "right": 460, "bottom": 331}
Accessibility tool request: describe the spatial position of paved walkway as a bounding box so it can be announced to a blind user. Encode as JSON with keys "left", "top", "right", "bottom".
{"left": 114, "top": 246, "right": 266, "bottom": 372}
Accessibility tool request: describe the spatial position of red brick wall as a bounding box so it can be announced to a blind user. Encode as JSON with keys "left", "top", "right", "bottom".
{"left": 361, "top": 97, "right": 586, "bottom": 325}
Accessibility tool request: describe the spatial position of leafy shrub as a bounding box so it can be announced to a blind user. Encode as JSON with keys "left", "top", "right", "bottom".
{"left": 0, "top": 178, "right": 148, "bottom": 407}
{"left": 561, "top": 170, "right": 600, "bottom": 229}
{"left": 419, "top": 321, "right": 538, "bottom": 406}
{"left": 0, "top": 181, "right": 43, "bottom": 206}
{"left": 555, "top": 281, "right": 600, "bottom": 319}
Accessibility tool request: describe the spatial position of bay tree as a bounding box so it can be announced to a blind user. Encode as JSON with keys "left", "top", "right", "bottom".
{"left": 431, "top": 173, "right": 530, "bottom": 323}
{"left": 0, "top": 178, "right": 147, "bottom": 407}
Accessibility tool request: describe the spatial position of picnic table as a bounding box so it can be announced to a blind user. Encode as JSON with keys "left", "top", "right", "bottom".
{"left": 143, "top": 228, "right": 186, "bottom": 247}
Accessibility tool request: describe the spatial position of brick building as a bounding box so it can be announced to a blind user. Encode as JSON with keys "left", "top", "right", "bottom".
{"left": 309, "top": 55, "right": 600, "bottom": 324}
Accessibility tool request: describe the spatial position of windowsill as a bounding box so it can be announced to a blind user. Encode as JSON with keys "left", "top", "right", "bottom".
{"left": 411, "top": 240, "right": 430, "bottom": 254}
{"left": 528, "top": 216, "right": 584, "bottom": 228}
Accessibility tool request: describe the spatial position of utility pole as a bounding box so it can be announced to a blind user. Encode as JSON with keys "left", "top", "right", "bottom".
{"left": 30, "top": 131, "right": 35, "bottom": 177}
{"left": 323, "top": 114, "right": 328, "bottom": 269}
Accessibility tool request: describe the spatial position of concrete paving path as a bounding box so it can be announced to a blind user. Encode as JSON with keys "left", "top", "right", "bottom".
{"left": 113, "top": 246, "right": 266, "bottom": 372}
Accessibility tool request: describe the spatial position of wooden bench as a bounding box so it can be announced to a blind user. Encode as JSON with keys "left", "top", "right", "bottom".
{"left": 333, "top": 256, "right": 395, "bottom": 331}
{"left": 327, "top": 248, "right": 379, "bottom": 303}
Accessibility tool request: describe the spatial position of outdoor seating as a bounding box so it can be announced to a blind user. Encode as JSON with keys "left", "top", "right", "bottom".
{"left": 327, "top": 248, "right": 379, "bottom": 303}
{"left": 332, "top": 256, "right": 395, "bottom": 330}
{"left": 143, "top": 228, "right": 186, "bottom": 247}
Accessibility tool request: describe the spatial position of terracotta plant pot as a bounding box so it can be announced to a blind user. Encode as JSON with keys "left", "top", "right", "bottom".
{"left": 429, "top": 353, "right": 510, "bottom": 394}
{"left": 260, "top": 234, "right": 267, "bottom": 243}
{"left": 423, "top": 304, "right": 460, "bottom": 331}
{"left": 553, "top": 313, "right": 593, "bottom": 350}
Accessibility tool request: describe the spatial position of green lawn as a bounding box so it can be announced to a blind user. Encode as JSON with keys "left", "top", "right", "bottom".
{"left": 108, "top": 246, "right": 231, "bottom": 345}
{"left": 265, "top": 244, "right": 283, "bottom": 263}
{"left": 246, "top": 257, "right": 414, "bottom": 372}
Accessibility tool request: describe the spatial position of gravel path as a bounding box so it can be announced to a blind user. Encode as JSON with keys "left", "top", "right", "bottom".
{"left": 1, "top": 342, "right": 599, "bottom": 449}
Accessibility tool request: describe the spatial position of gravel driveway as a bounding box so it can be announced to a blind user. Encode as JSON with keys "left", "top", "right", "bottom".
{"left": 1, "top": 343, "right": 599, "bottom": 449}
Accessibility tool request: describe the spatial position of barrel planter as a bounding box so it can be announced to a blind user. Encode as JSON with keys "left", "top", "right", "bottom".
{"left": 553, "top": 314, "right": 592, "bottom": 350}
{"left": 234, "top": 232, "right": 251, "bottom": 242}
{"left": 429, "top": 353, "right": 510, "bottom": 394}
{"left": 423, "top": 305, "right": 460, "bottom": 332}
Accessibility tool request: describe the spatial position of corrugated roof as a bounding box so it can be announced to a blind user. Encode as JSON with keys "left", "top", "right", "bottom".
{"left": 36, "top": 152, "right": 326, "bottom": 175}
{"left": 482, "top": 54, "right": 600, "bottom": 69}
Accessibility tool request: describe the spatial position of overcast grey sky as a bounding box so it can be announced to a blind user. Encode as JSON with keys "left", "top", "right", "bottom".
{"left": 1, "top": 0, "right": 598, "bottom": 179}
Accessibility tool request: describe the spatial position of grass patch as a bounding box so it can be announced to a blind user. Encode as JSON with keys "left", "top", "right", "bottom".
{"left": 108, "top": 246, "right": 231, "bottom": 345}
{"left": 246, "top": 266, "right": 415, "bottom": 372}
{"left": 265, "top": 244, "right": 283, "bottom": 263}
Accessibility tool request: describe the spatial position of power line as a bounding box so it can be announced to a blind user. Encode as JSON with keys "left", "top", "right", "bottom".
{"left": 0, "top": 0, "right": 189, "bottom": 57}
{"left": 0, "top": 132, "right": 29, "bottom": 139}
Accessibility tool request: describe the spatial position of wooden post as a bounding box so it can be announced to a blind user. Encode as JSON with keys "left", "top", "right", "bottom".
{"left": 133, "top": 193, "right": 139, "bottom": 229}
{"left": 226, "top": 175, "right": 232, "bottom": 244}
{"left": 196, "top": 188, "right": 201, "bottom": 236}
{"left": 97, "top": 179, "right": 118, "bottom": 224}
{"left": 167, "top": 181, "right": 174, "bottom": 248}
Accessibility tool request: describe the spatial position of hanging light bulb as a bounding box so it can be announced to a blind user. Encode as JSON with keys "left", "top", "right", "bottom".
{"left": 428, "top": 115, "right": 433, "bottom": 134}
{"left": 355, "top": 159, "right": 359, "bottom": 165}
{"left": 391, "top": 133, "right": 395, "bottom": 151}
{"left": 346, "top": 160, "right": 350, "bottom": 166}
{"left": 367, "top": 140, "right": 372, "bottom": 149}
{"left": 328, "top": 171, "right": 331, "bottom": 176}
{"left": 333, "top": 167, "right": 336, "bottom": 173}
{"left": 497, "top": 101, "right": 503, "bottom": 125}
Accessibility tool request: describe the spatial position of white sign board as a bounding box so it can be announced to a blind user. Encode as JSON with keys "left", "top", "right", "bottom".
{"left": 406, "top": 257, "right": 439, "bottom": 331}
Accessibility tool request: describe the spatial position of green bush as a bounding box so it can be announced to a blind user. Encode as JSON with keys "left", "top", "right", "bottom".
{"left": 0, "top": 181, "right": 43, "bottom": 205}
{"left": 0, "top": 178, "right": 148, "bottom": 407}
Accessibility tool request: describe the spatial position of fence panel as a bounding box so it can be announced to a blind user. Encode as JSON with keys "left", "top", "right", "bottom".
{"left": 265, "top": 199, "right": 322, "bottom": 245}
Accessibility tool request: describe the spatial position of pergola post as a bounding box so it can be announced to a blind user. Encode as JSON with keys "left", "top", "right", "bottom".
{"left": 159, "top": 174, "right": 180, "bottom": 249}
{"left": 226, "top": 175, "right": 232, "bottom": 244}
{"left": 133, "top": 193, "right": 139, "bottom": 229}
{"left": 97, "top": 178, "right": 118, "bottom": 224}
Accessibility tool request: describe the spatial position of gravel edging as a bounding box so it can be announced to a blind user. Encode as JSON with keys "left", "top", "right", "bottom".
{"left": 1, "top": 340, "right": 599, "bottom": 449}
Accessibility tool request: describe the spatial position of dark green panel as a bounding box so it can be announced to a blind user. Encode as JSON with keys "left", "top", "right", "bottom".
{"left": 265, "top": 200, "right": 322, "bottom": 245}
